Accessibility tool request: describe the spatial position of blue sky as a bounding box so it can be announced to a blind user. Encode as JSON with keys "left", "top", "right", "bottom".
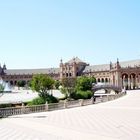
{"left": 0, "top": 0, "right": 140, "bottom": 69}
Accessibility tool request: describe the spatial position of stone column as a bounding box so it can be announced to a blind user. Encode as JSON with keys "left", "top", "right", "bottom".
{"left": 22, "top": 102, "right": 25, "bottom": 114}
{"left": 138, "top": 75, "right": 140, "bottom": 88}
{"left": 45, "top": 101, "right": 48, "bottom": 111}
{"left": 136, "top": 76, "right": 138, "bottom": 89}
{"left": 131, "top": 75, "right": 134, "bottom": 89}
{"left": 128, "top": 76, "right": 131, "bottom": 90}
{"left": 120, "top": 77, "right": 123, "bottom": 88}
{"left": 123, "top": 75, "right": 126, "bottom": 89}
{"left": 64, "top": 99, "right": 67, "bottom": 108}
{"left": 79, "top": 99, "right": 84, "bottom": 106}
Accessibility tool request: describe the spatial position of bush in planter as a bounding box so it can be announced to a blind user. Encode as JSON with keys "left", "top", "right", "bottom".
{"left": 27, "top": 97, "right": 46, "bottom": 106}
{"left": 45, "top": 94, "right": 58, "bottom": 103}
{"left": 71, "top": 90, "right": 92, "bottom": 100}
{"left": 0, "top": 104, "right": 12, "bottom": 108}
{"left": 27, "top": 95, "right": 58, "bottom": 106}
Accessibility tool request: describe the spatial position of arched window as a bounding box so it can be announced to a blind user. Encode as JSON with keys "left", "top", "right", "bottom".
{"left": 66, "top": 73, "right": 68, "bottom": 77}
{"left": 105, "top": 78, "right": 108, "bottom": 83}
{"left": 14, "top": 81, "right": 17, "bottom": 85}
{"left": 101, "top": 78, "right": 104, "bottom": 83}
{"left": 10, "top": 81, "right": 13, "bottom": 85}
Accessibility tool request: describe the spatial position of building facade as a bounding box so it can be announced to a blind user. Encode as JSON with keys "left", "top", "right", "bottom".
{"left": 0, "top": 57, "right": 140, "bottom": 90}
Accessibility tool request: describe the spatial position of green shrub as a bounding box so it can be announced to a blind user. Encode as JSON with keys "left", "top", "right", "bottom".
{"left": 46, "top": 95, "right": 58, "bottom": 103}
{"left": 27, "top": 95, "right": 58, "bottom": 106}
{"left": 71, "top": 90, "right": 92, "bottom": 99}
{"left": 28, "top": 97, "right": 46, "bottom": 106}
{"left": 0, "top": 104, "right": 12, "bottom": 108}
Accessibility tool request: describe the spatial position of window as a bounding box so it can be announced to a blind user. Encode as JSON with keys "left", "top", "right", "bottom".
{"left": 66, "top": 73, "right": 68, "bottom": 77}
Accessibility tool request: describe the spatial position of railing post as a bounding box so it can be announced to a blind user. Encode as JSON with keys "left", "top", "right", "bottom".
{"left": 79, "top": 99, "right": 84, "bottom": 106}
{"left": 0, "top": 109, "right": 4, "bottom": 118}
{"left": 22, "top": 102, "right": 25, "bottom": 114}
{"left": 91, "top": 97, "right": 95, "bottom": 104}
{"left": 100, "top": 96, "right": 103, "bottom": 102}
{"left": 64, "top": 99, "right": 67, "bottom": 108}
{"left": 91, "top": 97, "right": 94, "bottom": 104}
{"left": 45, "top": 101, "right": 48, "bottom": 111}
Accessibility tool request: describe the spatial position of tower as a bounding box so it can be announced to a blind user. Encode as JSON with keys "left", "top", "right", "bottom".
{"left": 59, "top": 57, "right": 88, "bottom": 80}
{"left": 60, "top": 59, "right": 63, "bottom": 79}
{"left": 115, "top": 58, "right": 122, "bottom": 87}
{"left": 3, "top": 64, "right": 7, "bottom": 70}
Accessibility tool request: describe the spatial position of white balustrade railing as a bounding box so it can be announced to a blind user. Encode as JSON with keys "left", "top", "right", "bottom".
{"left": 0, "top": 92, "right": 126, "bottom": 118}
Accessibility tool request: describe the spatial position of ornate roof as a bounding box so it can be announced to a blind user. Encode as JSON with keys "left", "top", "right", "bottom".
{"left": 120, "top": 59, "right": 140, "bottom": 68}
{"left": 84, "top": 59, "right": 140, "bottom": 72}
{"left": 4, "top": 68, "right": 60, "bottom": 75}
{"left": 84, "top": 64, "right": 110, "bottom": 72}
{"left": 2, "top": 59, "right": 140, "bottom": 75}
{"left": 66, "top": 57, "right": 87, "bottom": 64}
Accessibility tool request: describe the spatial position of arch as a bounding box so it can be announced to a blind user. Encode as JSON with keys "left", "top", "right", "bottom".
{"left": 66, "top": 73, "right": 68, "bottom": 77}
{"left": 130, "top": 73, "right": 136, "bottom": 89}
{"left": 76, "top": 72, "right": 79, "bottom": 76}
{"left": 105, "top": 78, "right": 108, "bottom": 83}
{"left": 101, "top": 78, "right": 104, "bottom": 83}
{"left": 98, "top": 78, "right": 100, "bottom": 82}
{"left": 122, "top": 73, "right": 128, "bottom": 90}
{"left": 92, "top": 85, "right": 122, "bottom": 94}
{"left": 10, "top": 81, "right": 14, "bottom": 85}
{"left": 14, "top": 81, "right": 17, "bottom": 85}
{"left": 122, "top": 73, "right": 128, "bottom": 78}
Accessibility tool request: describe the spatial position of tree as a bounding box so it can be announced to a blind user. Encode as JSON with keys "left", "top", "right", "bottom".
{"left": 31, "top": 74, "right": 55, "bottom": 98}
{"left": 75, "top": 76, "right": 96, "bottom": 91}
{"left": 17, "top": 80, "right": 26, "bottom": 87}
{"left": 27, "top": 80, "right": 32, "bottom": 88}
{"left": 54, "top": 80, "right": 61, "bottom": 89}
{"left": 61, "top": 77, "right": 76, "bottom": 98}
{"left": 71, "top": 76, "right": 96, "bottom": 99}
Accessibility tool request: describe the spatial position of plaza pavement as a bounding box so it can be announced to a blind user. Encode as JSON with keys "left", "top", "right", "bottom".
{"left": 0, "top": 90, "right": 140, "bottom": 140}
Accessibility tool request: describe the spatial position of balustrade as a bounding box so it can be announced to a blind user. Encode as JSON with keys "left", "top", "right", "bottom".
{"left": 0, "top": 92, "right": 126, "bottom": 118}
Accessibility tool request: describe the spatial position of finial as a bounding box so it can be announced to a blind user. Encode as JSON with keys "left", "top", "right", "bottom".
{"left": 60, "top": 58, "right": 63, "bottom": 63}
{"left": 110, "top": 61, "right": 112, "bottom": 69}
{"left": 3, "top": 63, "right": 7, "bottom": 70}
{"left": 73, "top": 57, "right": 76, "bottom": 61}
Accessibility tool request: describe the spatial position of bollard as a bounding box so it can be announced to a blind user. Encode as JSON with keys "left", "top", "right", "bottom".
{"left": 45, "top": 101, "right": 48, "bottom": 111}
{"left": 22, "top": 102, "right": 25, "bottom": 114}
{"left": 64, "top": 99, "right": 67, "bottom": 108}
{"left": 91, "top": 97, "right": 94, "bottom": 104}
{"left": 79, "top": 99, "right": 84, "bottom": 106}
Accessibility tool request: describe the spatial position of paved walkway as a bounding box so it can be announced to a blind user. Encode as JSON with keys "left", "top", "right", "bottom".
{"left": 0, "top": 90, "right": 140, "bottom": 140}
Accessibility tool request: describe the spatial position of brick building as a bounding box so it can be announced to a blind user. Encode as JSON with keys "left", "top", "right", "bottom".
{"left": 0, "top": 57, "right": 140, "bottom": 89}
